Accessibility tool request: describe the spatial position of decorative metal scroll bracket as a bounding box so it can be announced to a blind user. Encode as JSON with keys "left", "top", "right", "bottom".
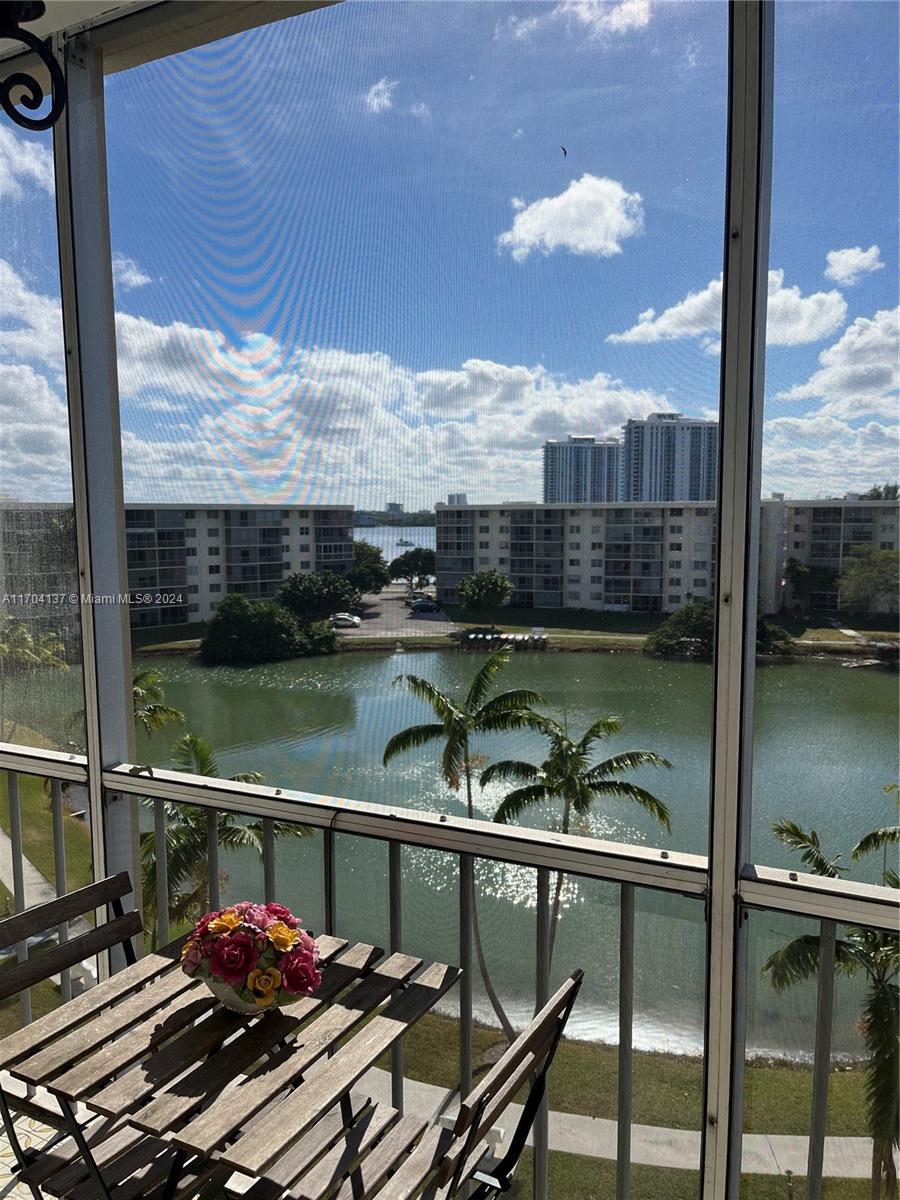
{"left": 0, "top": 1, "right": 66, "bottom": 130}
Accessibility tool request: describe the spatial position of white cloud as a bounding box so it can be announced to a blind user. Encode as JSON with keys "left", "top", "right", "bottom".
{"left": 762, "top": 416, "right": 899, "bottom": 498}
{"left": 0, "top": 126, "right": 53, "bottom": 200}
{"left": 504, "top": 0, "right": 651, "bottom": 41}
{"left": 408, "top": 101, "right": 431, "bottom": 120}
{"left": 513, "top": 128, "right": 525, "bottom": 140}
{"left": 776, "top": 306, "right": 899, "bottom": 421}
{"left": 824, "top": 245, "right": 884, "bottom": 287}
{"left": 607, "top": 270, "right": 847, "bottom": 347}
{"left": 498, "top": 174, "right": 644, "bottom": 262}
{"left": 363, "top": 77, "right": 398, "bottom": 114}
{"left": 112, "top": 252, "right": 152, "bottom": 291}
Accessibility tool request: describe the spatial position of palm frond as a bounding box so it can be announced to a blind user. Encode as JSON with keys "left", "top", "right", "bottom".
{"left": 589, "top": 750, "right": 672, "bottom": 777}
{"left": 229, "top": 771, "right": 264, "bottom": 785}
{"left": 394, "top": 674, "right": 458, "bottom": 723}
{"left": 465, "top": 647, "right": 513, "bottom": 711}
{"left": 494, "top": 785, "right": 549, "bottom": 824}
{"left": 474, "top": 690, "right": 544, "bottom": 725}
{"left": 762, "top": 933, "right": 822, "bottom": 990}
{"left": 172, "top": 732, "right": 219, "bottom": 779}
{"left": 860, "top": 976, "right": 899, "bottom": 1147}
{"left": 480, "top": 759, "right": 540, "bottom": 788}
{"left": 442, "top": 735, "right": 467, "bottom": 792}
{"left": 584, "top": 779, "right": 671, "bottom": 832}
{"left": 852, "top": 825, "right": 900, "bottom": 862}
{"left": 577, "top": 716, "right": 622, "bottom": 752}
{"left": 382, "top": 723, "right": 446, "bottom": 766}
{"left": 771, "top": 820, "right": 845, "bottom": 878}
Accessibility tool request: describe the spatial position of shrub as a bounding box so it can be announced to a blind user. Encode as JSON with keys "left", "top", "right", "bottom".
{"left": 201, "top": 595, "right": 307, "bottom": 665}
{"left": 277, "top": 571, "right": 360, "bottom": 621}
{"left": 644, "top": 599, "right": 793, "bottom": 660}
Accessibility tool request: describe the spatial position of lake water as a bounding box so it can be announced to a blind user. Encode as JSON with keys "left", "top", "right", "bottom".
{"left": 353, "top": 524, "right": 435, "bottom": 564}
{"left": 132, "top": 646, "right": 897, "bottom": 1059}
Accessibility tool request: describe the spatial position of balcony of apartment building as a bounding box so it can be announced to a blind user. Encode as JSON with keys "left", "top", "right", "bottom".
{"left": 0, "top": 3, "right": 897, "bottom": 1200}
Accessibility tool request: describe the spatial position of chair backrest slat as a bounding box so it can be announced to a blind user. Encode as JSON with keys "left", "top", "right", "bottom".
{"left": 0, "top": 911, "right": 143, "bottom": 1001}
{"left": 453, "top": 971, "right": 582, "bottom": 1134}
{"left": 0, "top": 872, "right": 132, "bottom": 952}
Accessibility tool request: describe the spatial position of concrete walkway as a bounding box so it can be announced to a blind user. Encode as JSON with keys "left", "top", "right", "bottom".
{"left": 361, "top": 1066, "right": 882, "bottom": 1179}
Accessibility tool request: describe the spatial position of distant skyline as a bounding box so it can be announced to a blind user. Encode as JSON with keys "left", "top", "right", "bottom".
{"left": 0, "top": 1, "right": 896, "bottom": 508}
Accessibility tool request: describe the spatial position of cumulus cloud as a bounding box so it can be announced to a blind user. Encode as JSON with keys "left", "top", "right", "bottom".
{"left": 408, "top": 101, "right": 431, "bottom": 120}
{"left": 112, "top": 252, "right": 152, "bottom": 291}
{"left": 363, "top": 77, "right": 398, "bottom": 114}
{"left": 504, "top": 0, "right": 651, "bottom": 42}
{"left": 498, "top": 174, "right": 644, "bottom": 262}
{"left": 776, "top": 306, "right": 899, "bottom": 421}
{"left": 607, "top": 270, "right": 847, "bottom": 348}
{"left": 0, "top": 125, "right": 53, "bottom": 200}
{"left": 824, "top": 245, "right": 884, "bottom": 287}
{"left": 762, "top": 415, "right": 899, "bottom": 498}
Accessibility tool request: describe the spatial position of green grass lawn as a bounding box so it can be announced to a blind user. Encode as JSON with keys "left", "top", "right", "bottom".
{"left": 382, "top": 1010, "right": 867, "bottom": 1137}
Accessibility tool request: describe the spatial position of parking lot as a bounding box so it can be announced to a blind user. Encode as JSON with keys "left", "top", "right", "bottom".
{"left": 336, "top": 582, "right": 458, "bottom": 639}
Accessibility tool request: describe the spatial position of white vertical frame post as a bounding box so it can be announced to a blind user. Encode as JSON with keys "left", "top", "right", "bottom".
{"left": 52, "top": 34, "right": 138, "bottom": 949}
{"left": 702, "top": 2, "right": 774, "bottom": 1197}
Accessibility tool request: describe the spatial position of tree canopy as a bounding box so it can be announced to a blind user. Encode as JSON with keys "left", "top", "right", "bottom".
{"left": 388, "top": 547, "right": 435, "bottom": 587}
{"left": 201, "top": 593, "right": 335, "bottom": 665}
{"left": 861, "top": 482, "right": 899, "bottom": 500}
{"left": 277, "top": 569, "right": 360, "bottom": 621}
{"left": 456, "top": 569, "right": 513, "bottom": 614}
{"left": 644, "top": 599, "right": 793, "bottom": 660}
{"left": 838, "top": 546, "right": 899, "bottom": 614}
{"left": 347, "top": 541, "right": 391, "bottom": 596}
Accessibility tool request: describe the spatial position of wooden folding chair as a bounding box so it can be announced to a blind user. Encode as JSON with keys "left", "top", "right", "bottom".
{"left": 377, "top": 969, "right": 584, "bottom": 1199}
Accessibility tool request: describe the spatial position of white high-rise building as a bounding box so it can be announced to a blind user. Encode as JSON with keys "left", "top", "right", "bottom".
{"left": 620, "top": 413, "right": 718, "bottom": 502}
{"left": 543, "top": 436, "right": 620, "bottom": 503}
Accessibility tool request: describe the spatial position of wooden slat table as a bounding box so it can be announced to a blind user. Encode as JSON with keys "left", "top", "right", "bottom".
{"left": 0, "top": 933, "right": 462, "bottom": 1200}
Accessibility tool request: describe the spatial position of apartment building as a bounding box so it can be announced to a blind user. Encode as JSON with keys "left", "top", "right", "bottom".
{"left": 437, "top": 497, "right": 900, "bottom": 616}
{"left": 543, "top": 436, "right": 620, "bottom": 503}
{"left": 436, "top": 501, "right": 719, "bottom": 614}
{"left": 621, "top": 413, "right": 718, "bottom": 503}
{"left": 0, "top": 502, "right": 354, "bottom": 631}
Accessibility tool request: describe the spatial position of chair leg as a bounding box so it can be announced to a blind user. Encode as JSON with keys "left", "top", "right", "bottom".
{"left": 58, "top": 1098, "right": 113, "bottom": 1200}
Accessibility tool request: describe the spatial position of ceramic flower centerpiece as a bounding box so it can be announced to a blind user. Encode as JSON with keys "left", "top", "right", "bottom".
{"left": 181, "top": 901, "right": 321, "bottom": 1014}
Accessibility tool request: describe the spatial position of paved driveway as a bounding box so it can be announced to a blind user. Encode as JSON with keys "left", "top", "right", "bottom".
{"left": 338, "top": 582, "right": 458, "bottom": 639}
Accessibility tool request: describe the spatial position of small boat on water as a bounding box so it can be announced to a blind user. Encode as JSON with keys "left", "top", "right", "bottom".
{"left": 397, "top": 538, "right": 414, "bottom": 546}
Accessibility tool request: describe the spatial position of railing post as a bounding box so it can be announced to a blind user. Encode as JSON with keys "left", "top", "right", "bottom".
{"left": 51, "top": 779, "right": 72, "bottom": 1002}
{"left": 534, "top": 868, "right": 551, "bottom": 1200}
{"left": 323, "top": 828, "right": 336, "bottom": 936}
{"left": 806, "top": 920, "right": 836, "bottom": 1199}
{"left": 389, "top": 841, "right": 404, "bottom": 1113}
{"left": 262, "top": 817, "right": 276, "bottom": 904}
{"left": 206, "top": 810, "right": 220, "bottom": 912}
{"left": 458, "top": 853, "right": 474, "bottom": 1101}
{"left": 616, "top": 882, "right": 635, "bottom": 1200}
{"left": 52, "top": 33, "right": 137, "bottom": 967}
{"left": 154, "top": 799, "right": 170, "bottom": 946}
{"left": 7, "top": 772, "right": 31, "bottom": 1026}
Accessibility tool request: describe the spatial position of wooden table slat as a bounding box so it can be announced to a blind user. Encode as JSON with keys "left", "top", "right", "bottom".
{"left": 0, "top": 938, "right": 186, "bottom": 1070}
{"left": 425, "top": 1141, "right": 492, "bottom": 1200}
{"left": 18, "top": 1116, "right": 134, "bottom": 1190}
{"left": 89, "top": 935, "right": 349, "bottom": 1117}
{"left": 51, "top": 988, "right": 219, "bottom": 1099}
{"left": 292, "top": 1102, "right": 399, "bottom": 1200}
{"left": 223, "top": 962, "right": 460, "bottom": 1177}
{"left": 62, "top": 1135, "right": 168, "bottom": 1200}
{"left": 12, "top": 965, "right": 192, "bottom": 1085}
{"left": 171, "top": 950, "right": 421, "bottom": 1156}
{"left": 330, "top": 1114, "right": 428, "bottom": 1200}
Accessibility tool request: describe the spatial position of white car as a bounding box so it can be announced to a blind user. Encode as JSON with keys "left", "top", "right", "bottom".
{"left": 330, "top": 612, "right": 361, "bottom": 628}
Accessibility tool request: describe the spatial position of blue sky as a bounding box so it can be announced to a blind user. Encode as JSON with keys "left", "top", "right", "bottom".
{"left": 1, "top": 0, "right": 897, "bottom": 506}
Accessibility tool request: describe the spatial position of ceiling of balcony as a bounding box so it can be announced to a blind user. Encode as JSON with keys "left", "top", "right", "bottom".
{"left": 0, "top": 2, "right": 151, "bottom": 60}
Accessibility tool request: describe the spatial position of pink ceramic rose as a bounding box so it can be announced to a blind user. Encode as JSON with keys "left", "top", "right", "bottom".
{"left": 279, "top": 946, "right": 322, "bottom": 995}
{"left": 208, "top": 930, "right": 258, "bottom": 986}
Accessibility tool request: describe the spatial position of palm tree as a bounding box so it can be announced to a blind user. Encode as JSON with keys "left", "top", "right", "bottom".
{"left": 0, "top": 617, "right": 68, "bottom": 742}
{"left": 133, "top": 666, "right": 185, "bottom": 737}
{"left": 765, "top": 803, "right": 899, "bottom": 1200}
{"left": 140, "top": 732, "right": 311, "bottom": 942}
{"left": 482, "top": 715, "right": 671, "bottom": 963}
{"left": 383, "top": 646, "right": 543, "bottom": 1041}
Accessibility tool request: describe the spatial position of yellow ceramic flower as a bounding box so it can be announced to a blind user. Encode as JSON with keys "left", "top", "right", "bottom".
{"left": 247, "top": 967, "right": 282, "bottom": 1007}
{"left": 180, "top": 938, "right": 195, "bottom": 962}
{"left": 207, "top": 908, "right": 243, "bottom": 936}
{"left": 266, "top": 921, "right": 301, "bottom": 953}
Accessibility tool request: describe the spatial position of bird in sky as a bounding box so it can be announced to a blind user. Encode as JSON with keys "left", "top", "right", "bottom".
{"left": 560, "top": 145, "right": 568, "bottom": 156}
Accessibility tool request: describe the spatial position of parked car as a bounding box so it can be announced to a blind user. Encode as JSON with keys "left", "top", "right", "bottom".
{"left": 330, "top": 612, "right": 361, "bottom": 628}
{"left": 409, "top": 599, "right": 440, "bottom": 613}
{"left": 404, "top": 591, "right": 432, "bottom": 607}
